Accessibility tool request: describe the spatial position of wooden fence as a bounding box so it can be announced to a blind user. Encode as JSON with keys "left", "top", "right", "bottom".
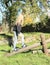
{"left": 6, "top": 33, "right": 50, "bottom": 56}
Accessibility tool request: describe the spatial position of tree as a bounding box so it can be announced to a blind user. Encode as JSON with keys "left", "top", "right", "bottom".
{"left": 0, "top": 0, "right": 49, "bottom": 32}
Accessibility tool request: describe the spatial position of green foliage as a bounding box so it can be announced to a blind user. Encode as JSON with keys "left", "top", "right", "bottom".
{"left": 9, "top": 0, "right": 41, "bottom": 25}
{"left": 8, "top": 1, "right": 26, "bottom": 25}
{"left": 40, "top": 14, "right": 48, "bottom": 26}
{"left": 1, "top": 0, "right": 50, "bottom": 32}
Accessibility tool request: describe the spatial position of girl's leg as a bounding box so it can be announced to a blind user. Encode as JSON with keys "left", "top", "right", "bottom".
{"left": 12, "top": 31, "right": 18, "bottom": 51}
{"left": 19, "top": 32, "right": 26, "bottom": 48}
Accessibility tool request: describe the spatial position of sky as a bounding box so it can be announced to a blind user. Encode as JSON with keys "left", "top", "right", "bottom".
{"left": 0, "top": 11, "right": 2, "bottom": 24}
{"left": 0, "top": 2, "right": 6, "bottom": 24}
{"left": 0, "top": 2, "right": 3, "bottom": 24}
{"left": 0, "top": 11, "right": 2, "bottom": 21}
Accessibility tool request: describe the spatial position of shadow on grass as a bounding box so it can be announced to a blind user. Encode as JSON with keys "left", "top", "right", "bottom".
{"left": 0, "top": 49, "right": 10, "bottom": 53}
{"left": 0, "top": 33, "right": 13, "bottom": 47}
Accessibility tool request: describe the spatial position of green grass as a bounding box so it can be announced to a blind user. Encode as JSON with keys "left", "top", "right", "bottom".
{"left": 0, "top": 32, "right": 50, "bottom": 65}
{"left": 0, "top": 47, "right": 50, "bottom": 65}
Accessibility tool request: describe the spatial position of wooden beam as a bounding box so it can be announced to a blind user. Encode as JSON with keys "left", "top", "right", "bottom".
{"left": 6, "top": 42, "right": 41, "bottom": 56}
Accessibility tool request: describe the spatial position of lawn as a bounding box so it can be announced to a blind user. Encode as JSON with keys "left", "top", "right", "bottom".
{"left": 0, "top": 32, "right": 50, "bottom": 65}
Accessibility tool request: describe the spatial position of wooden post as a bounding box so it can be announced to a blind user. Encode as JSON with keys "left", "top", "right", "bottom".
{"left": 40, "top": 34, "right": 48, "bottom": 55}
